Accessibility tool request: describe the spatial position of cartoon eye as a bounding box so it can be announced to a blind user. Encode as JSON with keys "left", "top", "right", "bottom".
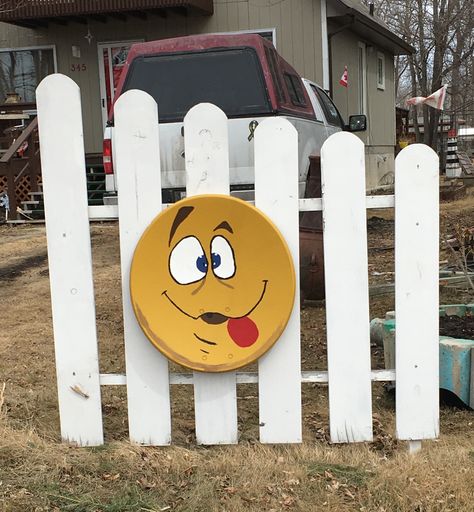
{"left": 210, "top": 236, "right": 235, "bottom": 279}
{"left": 169, "top": 236, "right": 207, "bottom": 285}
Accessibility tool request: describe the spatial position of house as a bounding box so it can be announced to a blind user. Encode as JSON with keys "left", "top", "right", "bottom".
{"left": 0, "top": 0, "right": 413, "bottom": 190}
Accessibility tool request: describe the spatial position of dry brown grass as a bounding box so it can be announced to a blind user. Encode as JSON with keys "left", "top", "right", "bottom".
{"left": 1, "top": 194, "right": 474, "bottom": 511}
{"left": 1, "top": 413, "right": 473, "bottom": 511}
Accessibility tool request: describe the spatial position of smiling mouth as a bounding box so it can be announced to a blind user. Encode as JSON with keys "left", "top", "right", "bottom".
{"left": 162, "top": 279, "right": 268, "bottom": 323}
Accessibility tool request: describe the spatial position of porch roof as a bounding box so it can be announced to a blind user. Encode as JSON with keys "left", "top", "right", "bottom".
{"left": 329, "top": 0, "right": 415, "bottom": 55}
{"left": 0, "top": 0, "right": 213, "bottom": 28}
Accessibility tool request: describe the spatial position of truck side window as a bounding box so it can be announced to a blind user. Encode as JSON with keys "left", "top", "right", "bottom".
{"left": 309, "top": 84, "right": 325, "bottom": 122}
{"left": 284, "top": 73, "right": 307, "bottom": 107}
{"left": 264, "top": 47, "right": 286, "bottom": 103}
{"left": 315, "top": 87, "right": 344, "bottom": 128}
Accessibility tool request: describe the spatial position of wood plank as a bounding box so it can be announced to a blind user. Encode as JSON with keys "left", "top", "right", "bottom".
{"left": 258, "top": 2, "right": 271, "bottom": 29}
{"left": 88, "top": 204, "right": 118, "bottom": 219}
{"left": 365, "top": 195, "right": 395, "bottom": 209}
{"left": 87, "top": 196, "right": 394, "bottom": 220}
{"left": 321, "top": 132, "right": 373, "bottom": 443}
{"left": 291, "top": 0, "right": 304, "bottom": 75}
{"left": 279, "top": 0, "right": 293, "bottom": 62}
{"left": 255, "top": 117, "right": 302, "bottom": 443}
{"left": 237, "top": 1, "right": 249, "bottom": 30}
{"left": 99, "top": 368, "right": 397, "bottom": 386}
{"left": 302, "top": 0, "right": 315, "bottom": 80}
{"left": 184, "top": 103, "right": 238, "bottom": 445}
{"left": 248, "top": 2, "right": 259, "bottom": 32}
{"left": 215, "top": 2, "right": 229, "bottom": 32}
{"left": 226, "top": 2, "right": 239, "bottom": 30}
{"left": 36, "top": 74, "right": 103, "bottom": 446}
{"left": 114, "top": 89, "right": 171, "bottom": 445}
{"left": 395, "top": 144, "right": 439, "bottom": 440}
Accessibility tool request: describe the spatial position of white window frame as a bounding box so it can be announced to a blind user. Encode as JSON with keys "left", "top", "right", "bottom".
{"left": 0, "top": 44, "right": 58, "bottom": 71}
{"left": 377, "top": 51, "right": 385, "bottom": 90}
{"left": 0, "top": 45, "right": 57, "bottom": 107}
{"left": 97, "top": 39, "right": 143, "bottom": 129}
{"left": 211, "top": 28, "right": 277, "bottom": 48}
{"left": 357, "top": 42, "right": 367, "bottom": 115}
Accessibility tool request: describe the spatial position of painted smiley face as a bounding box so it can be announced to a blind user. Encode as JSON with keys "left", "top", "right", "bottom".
{"left": 130, "top": 195, "right": 295, "bottom": 372}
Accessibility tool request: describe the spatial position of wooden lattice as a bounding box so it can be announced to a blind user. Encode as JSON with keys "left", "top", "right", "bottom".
{"left": 0, "top": 173, "right": 42, "bottom": 211}
{"left": 15, "top": 175, "right": 31, "bottom": 203}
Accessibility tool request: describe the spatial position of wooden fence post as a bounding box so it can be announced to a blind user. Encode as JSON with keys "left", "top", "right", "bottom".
{"left": 114, "top": 89, "right": 172, "bottom": 445}
{"left": 254, "top": 117, "right": 302, "bottom": 443}
{"left": 321, "top": 132, "right": 373, "bottom": 443}
{"left": 184, "top": 103, "right": 238, "bottom": 445}
{"left": 36, "top": 73, "right": 103, "bottom": 446}
{"left": 395, "top": 144, "right": 439, "bottom": 445}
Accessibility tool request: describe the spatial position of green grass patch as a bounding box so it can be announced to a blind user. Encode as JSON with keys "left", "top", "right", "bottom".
{"left": 38, "top": 483, "right": 164, "bottom": 512}
{"left": 307, "top": 462, "right": 373, "bottom": 486}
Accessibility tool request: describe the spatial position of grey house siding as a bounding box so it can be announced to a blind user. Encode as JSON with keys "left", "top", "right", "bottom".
{"left": 329, "top": 26, "right": 396, "bottom": 188}
{"left": 0, "top": 0, "right": 325, "bottom": 154}
{"left": 0, "top": 0, "right": 400, "bottom": 187}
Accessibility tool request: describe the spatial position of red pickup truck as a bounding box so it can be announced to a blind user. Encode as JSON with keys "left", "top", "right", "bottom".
{"left": 103, "top": 33, "right": 366, "bottom": 298}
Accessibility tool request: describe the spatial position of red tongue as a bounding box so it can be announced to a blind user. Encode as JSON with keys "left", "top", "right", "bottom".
{"left": 227, "top": 316, "right": 259, "bottom": 347}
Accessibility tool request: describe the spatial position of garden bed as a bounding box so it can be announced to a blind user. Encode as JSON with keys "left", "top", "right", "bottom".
{"left": 440, "top": 313, "right": 474, "bottom": 340}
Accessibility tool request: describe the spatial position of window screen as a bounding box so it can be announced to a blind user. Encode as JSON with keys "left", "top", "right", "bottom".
{"left": 123, "top": 48, "right": 272, "bottom": 122}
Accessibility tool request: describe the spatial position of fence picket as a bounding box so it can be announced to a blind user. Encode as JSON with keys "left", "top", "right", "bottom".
{"left": 37, "top": 74, "right": 103, "bottom": 446}
{"left": 184, "top": 103, "right": 238, "bottom": 445}
{"left": 255, "top": 118, "right": 302, "bottom": 443}
{"left": 321, "top": 132, "right": 373, "bottom": 443}
{"left": 114, "top": 90, "right": 171, "bottom": 445}
{"left": 395, "top": 144, "right": 439, "bottom": 441}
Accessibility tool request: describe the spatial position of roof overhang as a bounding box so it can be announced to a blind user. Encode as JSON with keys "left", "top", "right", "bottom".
{"left": 0, "top": 0, "right": 213, "bottom": 29}
{"left": 328, "top": 0, "right": 415, "bottom": 55}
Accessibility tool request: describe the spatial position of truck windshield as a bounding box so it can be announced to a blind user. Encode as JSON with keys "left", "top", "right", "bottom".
{"left": 122, "top": 47, "right": 272, "bottom": 122}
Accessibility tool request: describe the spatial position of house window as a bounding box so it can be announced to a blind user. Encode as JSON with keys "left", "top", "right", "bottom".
{"left": 377, "top": 52, "right": 385, "bottom": 90}
{"left": 357, "top": 42, "right": 367, "bottom": 114}
{"left": 0, "top": 46, "right": 56, "bottom": 103}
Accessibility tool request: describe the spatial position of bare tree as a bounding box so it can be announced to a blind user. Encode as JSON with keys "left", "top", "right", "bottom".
{"left": 0, "top": 1, "right": 28, "bottom": 13}
{"left": 374, "top": 0, "right": 474, "bottom": 149}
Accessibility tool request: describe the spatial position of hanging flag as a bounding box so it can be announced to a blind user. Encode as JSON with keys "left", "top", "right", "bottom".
{"left": 339, "top": 66, "right": 348, "bottom": 87}
{"left": 406, "top": 85, "right": 447, "bottom": 110}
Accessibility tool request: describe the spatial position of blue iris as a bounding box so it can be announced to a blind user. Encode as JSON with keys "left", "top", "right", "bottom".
{"left": 196, "top": 254, "right": 208, "bottom": 273}
{"left": 211, "top": 252, "right": 221, "bottom": 269}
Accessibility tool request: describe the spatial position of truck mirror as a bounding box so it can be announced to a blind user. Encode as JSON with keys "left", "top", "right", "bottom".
{"left": 348, "top": 115, "right": 367, "bottom": 132}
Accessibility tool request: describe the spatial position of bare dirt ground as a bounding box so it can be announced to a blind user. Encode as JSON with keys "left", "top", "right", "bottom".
{"left": 1, "top": 192, "right": 473, "bottom": 512}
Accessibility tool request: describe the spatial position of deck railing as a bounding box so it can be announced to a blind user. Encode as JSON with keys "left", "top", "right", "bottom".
{"left": 0, "top": 117, "right": 41, "bottom": 220}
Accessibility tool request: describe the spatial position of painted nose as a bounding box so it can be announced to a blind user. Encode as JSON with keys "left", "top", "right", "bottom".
{"left": 200, "top": 312, "right": 228, "bottom": 325}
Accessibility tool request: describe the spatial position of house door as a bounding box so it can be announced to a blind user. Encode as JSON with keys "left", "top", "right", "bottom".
{"left": 98, "top": 41, "right": 141, "bottom": 129}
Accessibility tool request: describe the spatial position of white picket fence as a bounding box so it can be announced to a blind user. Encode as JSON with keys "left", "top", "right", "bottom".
{"left": 37, "top": 74, "right": 440, "bottom": 450}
